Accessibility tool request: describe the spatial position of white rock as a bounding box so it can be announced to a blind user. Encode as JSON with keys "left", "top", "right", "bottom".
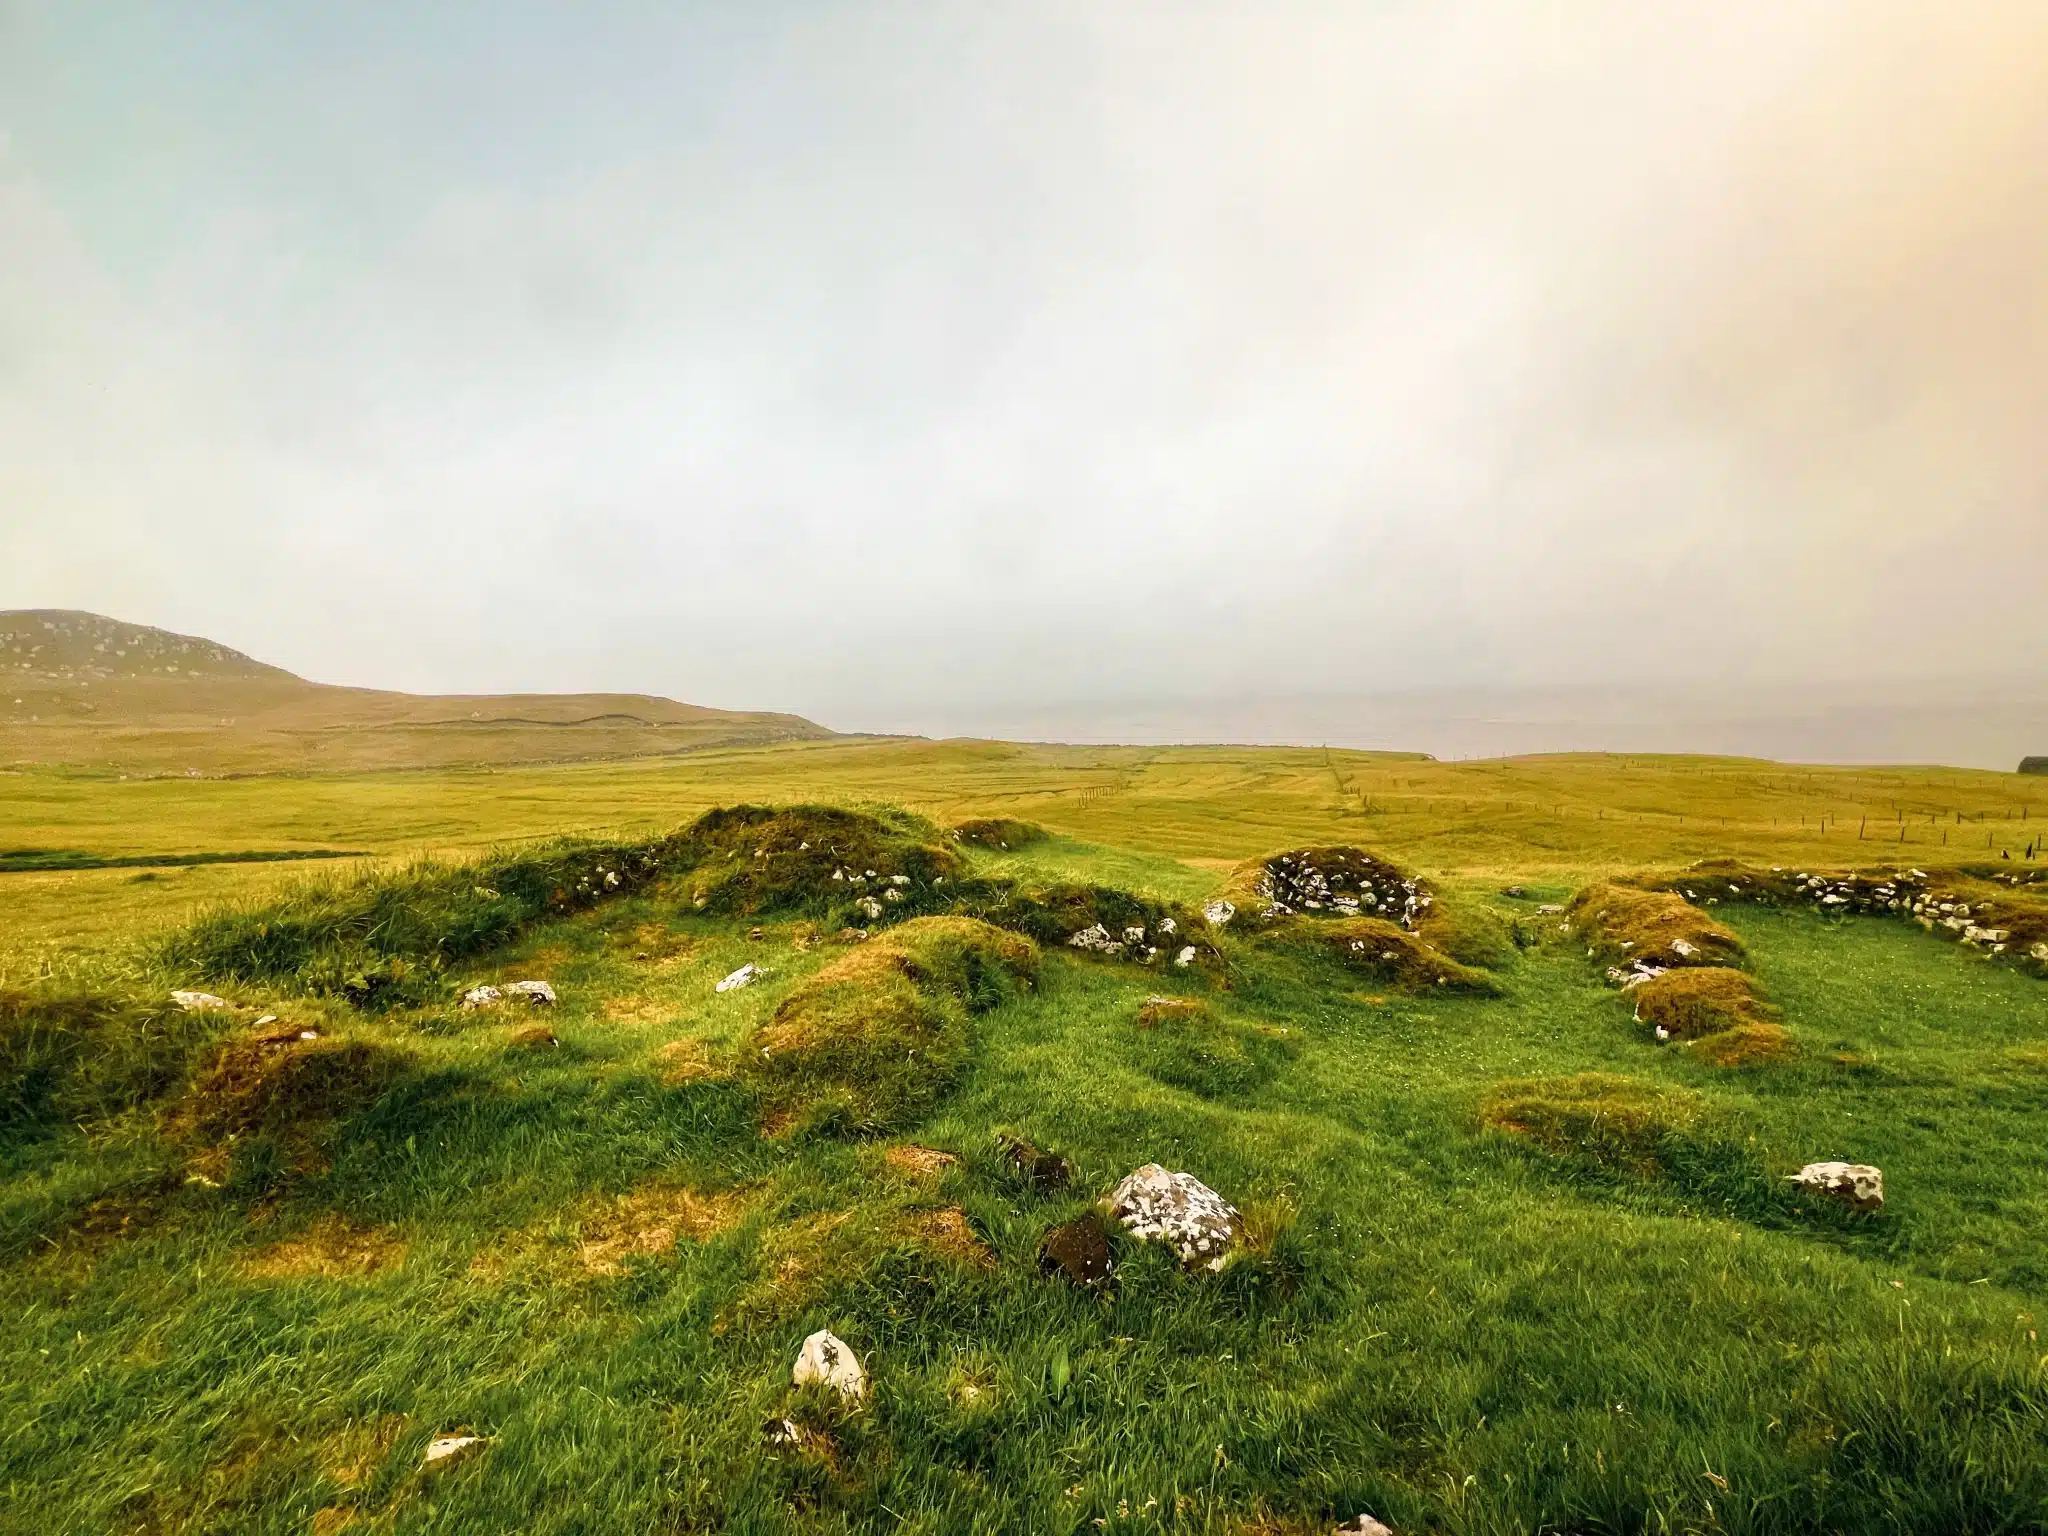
{"left": 1124, "top": 925, "right": 1147, "bottom": 943}
{"left": 1104, "top": 1164, "right": 1240, "bottom": 1272}
{"left": 170, "top": 991, "right": 231, "bottom": 1012}
{"left": 1068, "top": 923, "right": 1122, "bottom": 953}
{"left": 858, "top": 896, "right": 885, "bottom": 920}
{"left": 1174, "top": 946, "right": 1198, "bottom": 967}
{"left": 792, "top": 1329, "right": 867, "bottom": 1399}
{"left": 1790, "top": 1161, "right": 1884, "bottom": 1213}
{"left": 1537, "top": 903, "right": 1565, "bottom": 915}
{"left": 1334, "top": 1516, "right": 1396, "bottom": 1536}
{"left": 716, "top": 963, "right": 761, "bottom": 993}
{"left": 889, "top": 874, "right": 910, "bottom": 886}
{"left": 1158, "top": 917, "right": 1177, "bottom": 935}
{"left": 1202, "top": 899, "right": 1236, "bottom": 926}
{"left": 1671, "top": 938, "right": 1698, "bottom": 958}
{"left": 424, "top": 1434, "right": 484, "bottom": 1467}
{"left": 460, "top": 985, "right": 503, "bottom": 1010}
{"left": 504, "top": 980, "right": 556, "bottom": 1006}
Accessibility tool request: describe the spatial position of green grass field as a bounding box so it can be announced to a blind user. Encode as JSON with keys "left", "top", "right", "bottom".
{"left": 4, "top": 740, "right": 2048, "bottom": 1533}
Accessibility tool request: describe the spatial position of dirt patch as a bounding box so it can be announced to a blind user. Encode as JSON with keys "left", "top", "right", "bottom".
{"left": 241, "top": 1214, "right": 407, "bottom": 1280}
{"left": 910, "top": 1206, "right": 997, "bottom": 1270}
{"left": 883, "top": 1144, "right": 960, "bottom": 1178}
{"left": 602, "top": 992, "right": 678, "bottom": 1027}
{"left": 726, "top": 1200, "right": 999, "bottom": 1328}
{"left": 572, "top": 1184, "right": 750, "bottom": 1275}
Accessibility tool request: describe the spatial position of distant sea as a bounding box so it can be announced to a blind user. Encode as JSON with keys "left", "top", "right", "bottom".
{"left": 861, "top": 683, "right": 2048, "bottom": 773}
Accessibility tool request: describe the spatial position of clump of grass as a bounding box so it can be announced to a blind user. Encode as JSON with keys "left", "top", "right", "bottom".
{"left": 1273, "top": 916, "right": 1499, "bottom": 994}
{"left": 1413, "top": 902, "right": 1518, "bottom": 969}
{"left": 740, "top": 917, "right": 1037, "bottom": 1135}
{"left": 1565, "top": 881, "right": 1744, "bottom": 970}
{"left": 948, "top": 817, "right": 1049, "bottom": 850}
{"left": 723, "top": 1198, "right": 996, "bottom": 1329}
{"left": 676, "top": 804, "right": 961, "bottom": 922}
{"left": 1135, "top": 995, "right": 1208, "bottom": 1029}
{"left": 1632, "top": 967, "right": 1779, "bottom": 1041}
{"left": 160, "top": 834, "right": 685, "bottom": 1005}
{"left": 1478, "top": 1072, "right": 1721, "bottom": 1177}
{"left": 0, "top": 987, "right": 222, "bottom": 1137}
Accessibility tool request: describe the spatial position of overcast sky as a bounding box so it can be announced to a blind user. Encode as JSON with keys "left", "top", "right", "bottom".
{"left": 2, "top": 1, "right": 2044, "bottom": 730}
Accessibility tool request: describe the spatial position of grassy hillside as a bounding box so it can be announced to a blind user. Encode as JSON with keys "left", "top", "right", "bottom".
{"left": 0, "top": 611, "right": 834, "bottom": 775}
{"left": 3, "top": 746, "right": 2048, "bottom": 1532}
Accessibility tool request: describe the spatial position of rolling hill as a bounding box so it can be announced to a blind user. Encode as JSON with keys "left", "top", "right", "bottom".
{"left": 0, "top": 610, "right": 835, "bottom": 774}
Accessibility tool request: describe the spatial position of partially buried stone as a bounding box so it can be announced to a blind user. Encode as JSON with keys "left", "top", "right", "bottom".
{"left": 170, "top": 990, "right": 231, "bottom": 1012}
{"left": 1038, "top": 1213, "right": 1115, "bottom": 1289}
{"left": 423, "top": 1434, "right": 484, "bottom": 1468}
{"left": 1103, "top": 1164, "right": 1240, "bottom": 1272}
{"left": 792, "top": 1329, "right": 867, "bottom": 1400}
{"left": 460, "top": 985, "right": 502, "bottom": 1010}
{"left": 503, "top": 980, "right": 556, "bottom": 1006}
{"left": 1334, "top": 1516, "right": 1396, "bottom": 1536}
{"left": 1202, "top": 899, "right": 1236, "bottom": 926}
{"left": 997, "top": 1132, "right": 1072, "bottom": 1192}
{"left": 716, "top": 963, "right": 760, "bottom": 993}
{"left": 1790, "top": 1161, "right": 1884, "bottom": 1213}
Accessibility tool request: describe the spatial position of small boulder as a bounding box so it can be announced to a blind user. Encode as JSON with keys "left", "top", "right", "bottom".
{"left": 460, "top": 984, "right": 503, "bottom": 1010}
{"left": 1790, "top": 1161, "right": 1884, "bottom": 1213}
{"left": 1202, "top": 899, "right": 1236, "bottom": 926}
{"left": 1103, "top": 1164, "right": 1240, "bottom": 1271}
{"left": 1038, "top": 1213, "right": 1115, "bottom": 1288}
{"left": 171, "top": 990, "right": 232, "bottom": 1012}
{"left": 423, "top": 1434, "right": 484, "bottom": 1468}
{"left": 504, "top": 980, "right": 556, "bottom": 1006}
{"left": 792, "top": 1329, "right": 867, "bottom": 1400}
{"left": 716, "top": 963, "right": 761, "bottom": 993}
{"left": 1334, "top": 1516, "right": 1396, "bottom": 1536}
{"left": 1174, "top": 945, "right": 1198, "bottom": 967}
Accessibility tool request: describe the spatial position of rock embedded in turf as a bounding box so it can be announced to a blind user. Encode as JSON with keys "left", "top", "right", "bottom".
{"left": 1334, "top": 1515, "right": 1396, "bottom": 1535}
{"left": 460, "top": 984, "right": 502, "bottom": 1009}
{"left": 171, "top": 990, "right": 231, "bottom": 1011}
{"left": 1202, "top": 899, "right": 1236, "bottom": 926}
{"left": 1791, "top": 1161, "right": 1884, "bottom": 1213}
{"left": 1103, "top": 1164, "right": 1240, "bottom": 1271}
{"left": 716, "top": 963, "right": 761, "bottom": 993}
{"left": 792, "top": 1329, "right": 867, "bottom": 1399}
{"left": 1038, "top": 1213, "right": 1115, "bottom": 1288}
{"left": 503, "top": 980, "right": 556, "bottom": 1006}
{"left": 424, "top": 1434, "right": 484, "bottom": 1467}
{"left": 997, "top": 1133, "right": 1072, "bottom": 1191}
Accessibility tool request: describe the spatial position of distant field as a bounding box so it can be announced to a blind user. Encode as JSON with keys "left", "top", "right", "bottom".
{"left": 3, "top": 743, "right": 2047, "bottom": 1532}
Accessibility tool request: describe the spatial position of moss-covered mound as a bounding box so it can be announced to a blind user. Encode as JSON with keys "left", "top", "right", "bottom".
{"left": 1632, "top": 967, "right": 1779, "bottom": 1041}
{"left": 740, "top": 917, "right": 1037, "bottom": 1136}
{"left": 1271, "top": 916, "right": 1499, "bottom": 993}
{"left": 171, "top": 1033, "right": 410, "bottom": 1146}
{"left": 1479, "top": 1072, "right": 1719, "bottom": 1177}
{"left": 954, "top": 882, "right": 1216, "bottom": 969}
{"left": 677, "top": 805, "right": 962, "bottom": 924}
{"left": 1685, "top": 1023, "right": 1794, "bottom": 1068}
{"left": 1566, "top": 882, "right": 1744, "bottom": 976}
{"left": 948, "top": 818, "right": 1050, "bottom": 851}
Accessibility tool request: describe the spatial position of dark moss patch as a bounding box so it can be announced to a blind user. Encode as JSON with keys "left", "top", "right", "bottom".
{"left": 1038, "top": 1212, "right": 1114, "bottom": 1289}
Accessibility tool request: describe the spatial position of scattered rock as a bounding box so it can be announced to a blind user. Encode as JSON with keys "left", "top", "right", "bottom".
{"left": 1334, "top": 1515, "right": 1396, "bottom": 1536}
{"left": 1536, "top": 904, "right": 1565, "bottom": 915}
{"left": 503, "top": 980, "right": 556, "bottom": 1006}
{"left": 1174, "top": 946, "right": 1198, "bottom": 967}
{"left": 1068, "top": 923, "right": 1123, "bottom": 954}
{"left": 792, "top": 1329, "right": 867, "bottom": 1400}
{"left": 1038, "top": 1212, "right": 1115, "bottom": 1288}
{"left": 716, "top": 964, "right": 761, "bottom": 993}
{"left": 423, "top": 1434, "right": 484, "bottom": 1468}
{"left": 460, "top": 985, "right": 503, "bottom": 1010}
{"left": 171, "top": 990, "right": 231, "bottom": 1012}
{"left": 997, "top": 1133, "right": 1072, "bottom": 1192}
{"left": 1202, "top": 899, "right": 1237, "bottom": 926}
{"left": 1103, "top": 1164, "right": 1240, "bottom": 1271}
{"left": 1790, "top": 1161, "right": 1884, "bottom": 1213}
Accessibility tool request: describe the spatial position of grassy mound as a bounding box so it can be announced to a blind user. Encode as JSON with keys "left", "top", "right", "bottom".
{"left": 676, "top": 805, "right": 962, "bottom": 929}
{"left": 1631, "top": 967, "right": 1779, "bottom": 1040}
{"left": 1274, "top": 916, "right": 1499, "bottom": 993}
{"left": 0, "top": 988, "right": 221, "bottom": 1137}
{"left": 1565, "top": 881, "right": 1744, "bottom": 972}
{"left": 1223, "top": 846, "right": 1433, "bottom": 930}
{"left": 160, "top": 835, "right": 683, "bottom": 1006}
{"left": 1133, "top": 1010, "right": 1296, "bottom": 1100}
{"left": 1478, "top": 1072, "right": 1719, "bottom": 1177}
{"left": 948, "top": 818, "right": 1050, "bottom": 850}
{"left": 1684, "top": 1022, "right": 1794, "bottom": 1068}
{"left": 171, "top": 1033, "right": 410, "bottom": 1146}
{"left": 1413, "top": 902, "right": 1519, "bottom": 969}
{"left": 740, "top": 918, "right": 1037, "bottom": 1135}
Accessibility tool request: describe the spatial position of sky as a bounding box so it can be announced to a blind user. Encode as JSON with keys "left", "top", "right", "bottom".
{"left": 2, "top": 1, "right": 2045, "bottom": 738}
